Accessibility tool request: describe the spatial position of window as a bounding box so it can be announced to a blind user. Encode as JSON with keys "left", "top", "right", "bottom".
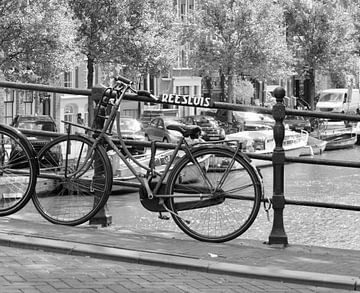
{"left": 64, "top": 71, "right": 72, "bottom": 87}
{"left": 180, "top": 3, "right": 186, "bottom": 20}
{"left": 176, "top": 86, "right": 190, "bottom": 95}
{"left": 4, "top": 90, "right": 14, "bottom": 125}
{"left": 176, "top": 43, "right": 190, "bottom": 69}
{"left": 64, "top": 104, "right": 75, "bottom": 134}
{"left": 75, "top": 67, "right": 79, "bottom": 88}
{"left": 64, "top": 105, "right": 74, "bottom": 122}
{"left": 181, "top": 50, "right": 187, "bottom": 68}
{"left": 83, "top": 103, "right": 88, "bottom": 125}
{"left": 150, "top": 119, "right": 158, "bottom": 127}
{"left": 23, "top": 91, "right": 33, "bottom": 115}
{"left": 158, "top": 119, "right": 164, "bottom": 129}
{"left": 177, "top": 0, "right": 194, "bottom": 21}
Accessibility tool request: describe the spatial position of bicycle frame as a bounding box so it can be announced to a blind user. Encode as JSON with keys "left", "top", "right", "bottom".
{"left": 62, "top": 82, "right": 227, "bottom": 202}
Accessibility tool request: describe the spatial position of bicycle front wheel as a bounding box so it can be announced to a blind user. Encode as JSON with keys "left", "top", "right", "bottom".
{"left": 34, "top": 135, "right": 113, "bottom": 226}
{"left": 0, "top": 126, "right": 37, "bottom": 216}
{"left": 166, "top": 146, "right": 262, "bottom": 243}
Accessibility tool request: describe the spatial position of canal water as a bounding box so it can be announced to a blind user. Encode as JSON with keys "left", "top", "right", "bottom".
{"left": 107, "top": 145, "right": 360, "bottom": 250}
{"left": 252, "top": 144, "right": 360, "bottom": 250}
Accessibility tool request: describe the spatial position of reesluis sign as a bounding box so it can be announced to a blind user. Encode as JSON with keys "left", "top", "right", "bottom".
{"left": 161, "top": 94, "right": 211, "bottom": 108}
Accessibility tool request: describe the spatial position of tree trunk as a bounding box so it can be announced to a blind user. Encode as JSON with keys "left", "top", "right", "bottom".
{"left": 308, "top": 68, "right": 316, "bottom": 110}
{"left": 227, "top": 74, "right": 234, "bottom": 104}
{"left": 87, "top": 55, "right": 94, "bottom": 89}
{"left": 219, "top": 69, "right": 225, "bottom": 102}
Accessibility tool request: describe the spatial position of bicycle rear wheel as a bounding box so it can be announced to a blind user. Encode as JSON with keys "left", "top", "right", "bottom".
{"left": 165, "top": 146, "right": 262, "bottom": 243}
{"left": 34, "top": 134, "right": 112, "bottom": 226}
{"left": 0, "top": 125, "right": 37, "bottom": 216}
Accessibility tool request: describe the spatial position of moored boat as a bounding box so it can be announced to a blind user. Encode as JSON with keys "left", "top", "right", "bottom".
{"left": 226, "top": 129, "right": 309, "bottom": 167}
{"left": 310, "top": 125, "right": 357, "bottom": 151}
{"left": 323, "top": 132, "right": 357, "bottom": 150}
{"left": 300, "top": 136, "right": 327, "bottom": 156}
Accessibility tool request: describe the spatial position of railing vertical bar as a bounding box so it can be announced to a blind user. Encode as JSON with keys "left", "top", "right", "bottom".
{"left": 268, "top": 87, "right": 288, "bottom": 246}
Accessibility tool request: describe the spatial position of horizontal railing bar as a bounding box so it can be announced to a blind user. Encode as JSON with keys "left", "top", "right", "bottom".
{"left": 0, "top": 80, "right": 91, "bottom": 96}
{"left": 2, "top": 80, "right": 360, "bottom": 122}
{"left": 246, "top": 153, "right": 360, "bottom": 168}
{"left": 285, "top": 199, "right": 360, "bottom": 211}
{"left": 282, "top": 155, "right": 360, "bottom": 168}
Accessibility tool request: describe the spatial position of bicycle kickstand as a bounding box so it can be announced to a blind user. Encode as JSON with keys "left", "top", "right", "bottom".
{"left": 159, "top": 198, "right": 190, "bottom": 224}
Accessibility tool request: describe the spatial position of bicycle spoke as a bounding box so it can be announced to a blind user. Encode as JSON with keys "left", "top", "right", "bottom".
{"left": 167, "top": 147, "right": 262, "bottom": 242}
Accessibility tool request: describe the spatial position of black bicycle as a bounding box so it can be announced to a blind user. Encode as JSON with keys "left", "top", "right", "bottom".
{"left": 34, "top": 76, "right": 264, "bottom": 243}
{"left": 0, "top": 124, "right": 38, "bottom": 216}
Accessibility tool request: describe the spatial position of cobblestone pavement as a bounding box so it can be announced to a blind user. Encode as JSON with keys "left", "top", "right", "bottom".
{"left": 0, "top": 245, "right": 352, "bottom": 293}
{"left": 1, "top": 206, "right": 360, "bottom": 292}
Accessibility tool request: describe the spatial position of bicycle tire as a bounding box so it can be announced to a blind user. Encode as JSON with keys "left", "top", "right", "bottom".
{"left": 0, "top": 125, "right": 37, "bottom": 216}
{"left": 165, "top": 145, "right": 262, "bottom": 243}
{"left": 34, "top": 134, "right": 113, "bottom": 226}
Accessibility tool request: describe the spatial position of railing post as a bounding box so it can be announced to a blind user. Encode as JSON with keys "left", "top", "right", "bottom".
{"left": 268, "top": 87, "right": 288, "bottom": 246}
{"left": 89, "top": 85, "right": 112, "bottom": 227}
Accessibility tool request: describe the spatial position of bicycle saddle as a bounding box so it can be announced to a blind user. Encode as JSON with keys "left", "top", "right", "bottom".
{"left": 167, "top": 125, "right": 201, "bottom": 139}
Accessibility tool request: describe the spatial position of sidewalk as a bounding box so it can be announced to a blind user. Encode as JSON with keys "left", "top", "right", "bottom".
{"left": 0, "top": 216, "right": 359, "bottom": 291}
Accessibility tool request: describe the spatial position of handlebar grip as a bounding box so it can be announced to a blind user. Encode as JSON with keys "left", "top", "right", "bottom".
{"left": 138, "top": 90, "right": 158, "bottom": 101}
{"left": 115, "top": 75, "right": 132, "bottom": 85}
{"left": 138, "top": 90, "right": 151, "bottom": 97}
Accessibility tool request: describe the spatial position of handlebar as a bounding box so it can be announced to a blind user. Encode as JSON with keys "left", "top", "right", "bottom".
{"left": 114, "top": 75, "right": 133, "bottom": 85}
{"left": 137, "top": 90, "right": 158, "bottom": 101}
{"left": 111, "top": 76, "right": 158, "bottom": 101}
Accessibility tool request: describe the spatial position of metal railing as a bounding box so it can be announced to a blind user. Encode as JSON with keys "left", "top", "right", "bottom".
{"left": 1, "top": 80, "right": 360, "bottom": 245}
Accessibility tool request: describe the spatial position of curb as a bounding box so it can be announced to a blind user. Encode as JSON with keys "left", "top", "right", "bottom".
{"left": 0, "top": 233, "right": 359, "bottom": 291}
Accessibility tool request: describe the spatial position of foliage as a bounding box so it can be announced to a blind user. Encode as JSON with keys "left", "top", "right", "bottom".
{"left": 182, "top": 0, "right": 293, "bottom": 103}
{"left": 283, "top": 0, "right": 358, "bottom": 107}
{"left": 233, "top": 79, "right": 254, "bottom": 104}
{"left": 68, "top": 0, "right": 179, "bottom": 87}
{"left": 0, "top": 0, "right": 79, "bottom": 83}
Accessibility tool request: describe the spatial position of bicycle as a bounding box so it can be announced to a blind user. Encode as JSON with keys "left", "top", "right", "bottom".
{"left": 0, "top": 124, "right": 38, "bottom": 216}
{"left": 35, "top": 76, "right": 264, "bottom": 243}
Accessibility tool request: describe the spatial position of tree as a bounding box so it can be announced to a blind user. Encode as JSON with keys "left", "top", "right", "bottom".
{"left": 182, "top": 0, "right": 293, "bottom": 104}
{"left": 233, "top": 79, "right": 255, "bottom": 104}
{"left": 284, "top": 0, "right": 358, "bottom": 109}
{"left": 68, "top": 0, "right": 179, "bottom": 88}
{"left": 0, "top": 0, "right": 78, "bottom": 83}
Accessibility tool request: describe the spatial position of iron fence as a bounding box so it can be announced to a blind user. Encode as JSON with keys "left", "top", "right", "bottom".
{"left": 1, "top": 80, "right": 360, "bottom": 245}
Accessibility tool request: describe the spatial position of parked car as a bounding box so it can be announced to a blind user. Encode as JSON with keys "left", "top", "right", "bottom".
{"left": 283, "top": 115, "right": 311, "bottom": 132}
{"left": 215, "top": 109, "right": 275, "bottom": 133}
{"left": 10, "top": 114, "right": 60, "bottom": 167}
{"left": 144, "top": 116, "right": 198, "bottom": 143}
{"left": 181, "top": 115, "right": 225, "bottom": 141}
{"left": 243, "top": 123, "right": 273, "bottom": 131}
{"left": 111, "top": 117, "right": 146, "bottom": 155}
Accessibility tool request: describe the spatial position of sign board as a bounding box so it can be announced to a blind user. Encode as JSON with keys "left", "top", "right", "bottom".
{"left": 161, "top": 94, "right": 211, "bottom": 108}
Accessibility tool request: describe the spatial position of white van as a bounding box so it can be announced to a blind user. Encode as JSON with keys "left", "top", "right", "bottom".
{"left": 316, "top": 88, "right": 360, "bottom": 114}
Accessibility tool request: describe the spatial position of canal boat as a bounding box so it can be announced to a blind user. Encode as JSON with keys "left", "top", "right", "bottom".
{"left": 226, "top": 129, "right": 309, "bottom": 167}
{"left": 109, "top": 144, "right": 209, "bottom": 182}
{"left": 354, "top": 122, "right": 360, "bottom": 145}
{"left": 323, "top": 131, "right": 357, "bottom": 150}
{"left": 300, "top": 136, "right": 328, "bottom": 156}
{"left": 310, "top": 122, "right": 357, "bottom": 151}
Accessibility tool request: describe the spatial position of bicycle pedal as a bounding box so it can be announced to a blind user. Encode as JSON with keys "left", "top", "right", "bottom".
{"left": 158, "top": 215, "right": 170, "bottom": 220}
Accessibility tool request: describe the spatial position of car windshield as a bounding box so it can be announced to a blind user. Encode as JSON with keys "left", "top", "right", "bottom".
{"left": 18, "top": 121, "right": 55, "bottom": 132}
{"left": 119, "top": 119, "right": 142, "bottom": 132}
{"left": 234, "top": 111, "right": 274, "bottom": 124}
{"left": 319, "top": 93, "right": 343, "bottom": 102}
{"left": 194, "top": 117, "right": 218, "bottom": 127}
{"left": 164, "top": 119, "right": 184, "bottom": 126}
